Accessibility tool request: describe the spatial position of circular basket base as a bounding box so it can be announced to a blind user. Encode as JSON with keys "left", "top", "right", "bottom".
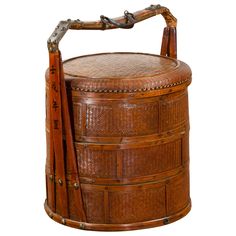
{"left": 44, "top": 200, "right": 191, "bottom": 231}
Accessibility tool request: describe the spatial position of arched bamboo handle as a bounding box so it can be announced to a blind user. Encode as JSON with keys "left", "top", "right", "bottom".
{"left": 70, "top": 4, "right": 176, "bottom": 30}
{"left": 47, "top": 4, "right": 177, "bottom": 58}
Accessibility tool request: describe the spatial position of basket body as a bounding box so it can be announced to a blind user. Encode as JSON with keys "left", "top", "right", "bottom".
{"left": 45, "top": 52, "right": 192, "bottom": 230}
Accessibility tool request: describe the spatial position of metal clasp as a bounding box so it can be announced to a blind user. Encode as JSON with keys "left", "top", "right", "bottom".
{"left": 47, "top": 20, "right": 72, "bottom": 52}
{"left": 100, "top": 10, "right": 136, "bottom": 29}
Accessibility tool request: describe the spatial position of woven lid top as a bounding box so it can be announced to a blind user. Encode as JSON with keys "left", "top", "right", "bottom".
{"left": 63, "top": 52, "right": 191, "bottom": 93}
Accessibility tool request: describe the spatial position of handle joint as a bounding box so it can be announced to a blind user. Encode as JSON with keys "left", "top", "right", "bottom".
{"left": 48, "top": 20, "right": 72, "bottom": 52}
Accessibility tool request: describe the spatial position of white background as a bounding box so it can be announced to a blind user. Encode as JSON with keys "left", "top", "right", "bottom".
{"left": 0, "top": 0, "right": 236, "bottom": 235}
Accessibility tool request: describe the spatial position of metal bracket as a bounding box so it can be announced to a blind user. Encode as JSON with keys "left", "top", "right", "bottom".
{"left": 47, "top": 20, "right": 72, "bottom": 52}
{"left": 163, "top": 218, "right": 169, "bottom": 225}
{"left": 145, "top": 4, "right": 161, "bottom": 11}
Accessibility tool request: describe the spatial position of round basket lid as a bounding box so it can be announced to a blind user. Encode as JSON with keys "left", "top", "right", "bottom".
{"left": 63, "top": 52, "right": 191, "bottom": 93}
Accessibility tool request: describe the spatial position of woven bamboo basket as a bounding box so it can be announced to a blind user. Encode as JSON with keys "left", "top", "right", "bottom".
{"left": 44, "top": 4, "right": 192, "bottom": 231}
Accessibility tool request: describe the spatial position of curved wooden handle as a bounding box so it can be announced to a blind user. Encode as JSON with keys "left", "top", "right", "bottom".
{"left": 47, "top": 4, "right": 177, "bottom": 56}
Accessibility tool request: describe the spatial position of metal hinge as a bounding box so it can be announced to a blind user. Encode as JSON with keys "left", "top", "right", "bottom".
{"left": 47, "top": 20, "right": 72, "bottom": 52}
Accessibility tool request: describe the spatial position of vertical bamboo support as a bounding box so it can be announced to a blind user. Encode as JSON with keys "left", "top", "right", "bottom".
{"left": 160, "top": 27, "right": 177, "bottom": 59}
{"left": 49, "top": 51, "right": 69, "bottom": 218}
{"left": 168, "top": 27, "right": 177, "bottom": 59}
{"left": 160, "top": 27, "right": 170, "bottom": 57}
